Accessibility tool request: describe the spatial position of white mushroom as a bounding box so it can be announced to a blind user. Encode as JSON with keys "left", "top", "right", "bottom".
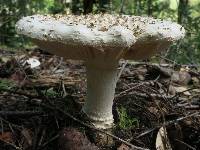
{"left": 16, "top": 14, "right": 185, "bottom": 129}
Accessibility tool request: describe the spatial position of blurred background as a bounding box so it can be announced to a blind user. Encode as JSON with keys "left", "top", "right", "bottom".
{"left": 0, "top": 0, "right": 200, "bottom": 64}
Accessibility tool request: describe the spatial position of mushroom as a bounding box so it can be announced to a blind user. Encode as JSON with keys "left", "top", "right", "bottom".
{"left": 16, "top": 14, "right": 185, "bottom": 129}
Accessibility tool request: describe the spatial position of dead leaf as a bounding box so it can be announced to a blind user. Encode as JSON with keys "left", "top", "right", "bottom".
{"left": 171, "top": 71, "right": 191, "bottom": 85}
{"left": 10, "top": 70, "right": 27, "bottom": 86}
{"left": 0, "top": 58, "right": 18, "bottom": 78}
{"left": 0, "top": 132, "right": 14, "bottom": 144}
{"left": 168, "top": 85, "right": 176, "bottom": 95}
{"left": 58, "top": 127, "right": 99, "bottom": 150}
{"left": 191, "top": 77, "right": 199, "bottom": 86}
{"left": 21, "top": 129, "right": 33, "bottom": 146}
{"left": 117, "top": 144, "right": 131, "bottom": 150}
{"left": 156, "top": 127, "right": 172, "bottom": 150}
{"left": 174, "top": 86, "right": 191, "bottom": 96}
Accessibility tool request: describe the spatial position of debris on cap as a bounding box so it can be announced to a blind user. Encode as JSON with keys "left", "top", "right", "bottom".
{"left": 16, "top": 14, "right": 185, "bottom": 60}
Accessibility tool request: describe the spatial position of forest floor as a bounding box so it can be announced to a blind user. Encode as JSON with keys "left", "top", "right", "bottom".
{"left": 0, "top": 48, "right": 200, "bottom": 150}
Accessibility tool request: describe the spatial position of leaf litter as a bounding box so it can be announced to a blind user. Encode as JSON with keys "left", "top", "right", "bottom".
{"left": 0, "top": 48, "right": 200, "bottom": 150}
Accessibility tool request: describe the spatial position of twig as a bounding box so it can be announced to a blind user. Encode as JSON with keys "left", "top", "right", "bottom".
{"left": 127, "top": 61, "right": 200, "bottom": 68}
{"left": 136, "top": 112, "right": 200, "bottom": 138}
{"left": 38, "top": 134, "right": 59, "bottom": 150}
{"left": 117, "top": 60, "right": 128, "bottom": 80}
{"left": 52, "top": 57, "right": 63, "bottom": 73}
{"left": 61, "top": 80, "right": 67, "bottom": 97}
{"left": 115, "top": 82, "right": 146, "bottom": 98}
{"left": 0, "top": 117, "right": 22, "bottom": 129}
{"left": 175, "top": 139, "right": 196, "bottom": 150}
{"left": 121, "top": 92, "right": 174, "bottom": 99}
{"left": 136, "top": 128, "right": 157, "bottom": 138}
{"left": 165, "top": 112, "right": 200, "bottom": 126}
{"left": 115, "top": 78, "right": 160, "bottom": 98}
{"left": 0, "top": 139, "right": 22, "bottom": 150}
{"left": 0, "top": 111, "right": 43, "bottom": 117}
{"left": 38, "top": 129, "right": 46, "bottom": 147}
{"left": 184, "top": 105, "right": 199, "bottom": 110}
{"left": 1, "top": 119, "right": 3, "bottom": 134}
{"left": 1, "top": 88, "right": 39, "bottom": 99}
{"left": 171, "top": 87, "right": 199, "bottom": 99}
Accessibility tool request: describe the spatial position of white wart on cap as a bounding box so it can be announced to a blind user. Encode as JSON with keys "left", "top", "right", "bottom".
{"left": 16, "top": 14, "right": 185, "bottom": 129}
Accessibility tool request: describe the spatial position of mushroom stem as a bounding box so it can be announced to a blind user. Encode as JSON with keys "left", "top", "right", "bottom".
{"left": 82, "top": 60, "right": 119, "bottom": 129}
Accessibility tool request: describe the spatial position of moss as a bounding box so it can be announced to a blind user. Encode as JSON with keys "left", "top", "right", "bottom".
{"left": 0, "top": 79, "right": 16, "bottom": 90}
{"left": 117, "top": 106, "right": 139, "bottom": 129}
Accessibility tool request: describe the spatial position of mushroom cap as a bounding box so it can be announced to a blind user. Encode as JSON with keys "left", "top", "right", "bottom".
{"left": 16, "top": 14, "right": 185, "bottom": 60}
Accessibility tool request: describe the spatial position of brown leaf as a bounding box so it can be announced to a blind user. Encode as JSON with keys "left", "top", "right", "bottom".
{"left": 58, "top": 127, "right": 99, "bottom": 150}
{"left": 117, "top": 144, "right": 131, "bottom": 150}
{"left": 10, "top": 71, "right": 25, "bottom": 82}
{"left": 0, "top": 58, "right": 18, "bottom": 78}
{"left": 10, "top": 70, "right": 28, "bottom": 86}
{"left": 171, "top": 71, "right": 191, "bottom": 85}
{"left": 21, "top": 129, "right": 33, "bottom": 147}
{"left": 0, "top": 132, "right": 14, "bottom": 144}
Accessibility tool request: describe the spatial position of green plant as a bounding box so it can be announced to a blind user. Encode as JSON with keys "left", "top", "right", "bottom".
{"left": 42, "top": 87, "right": 59, "bottom": 97}
{"left": 117, "top": 106, "right": 139, "bottom": 129}
{"left": 0, "top": 79, "right": 16, "bottom": 90}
